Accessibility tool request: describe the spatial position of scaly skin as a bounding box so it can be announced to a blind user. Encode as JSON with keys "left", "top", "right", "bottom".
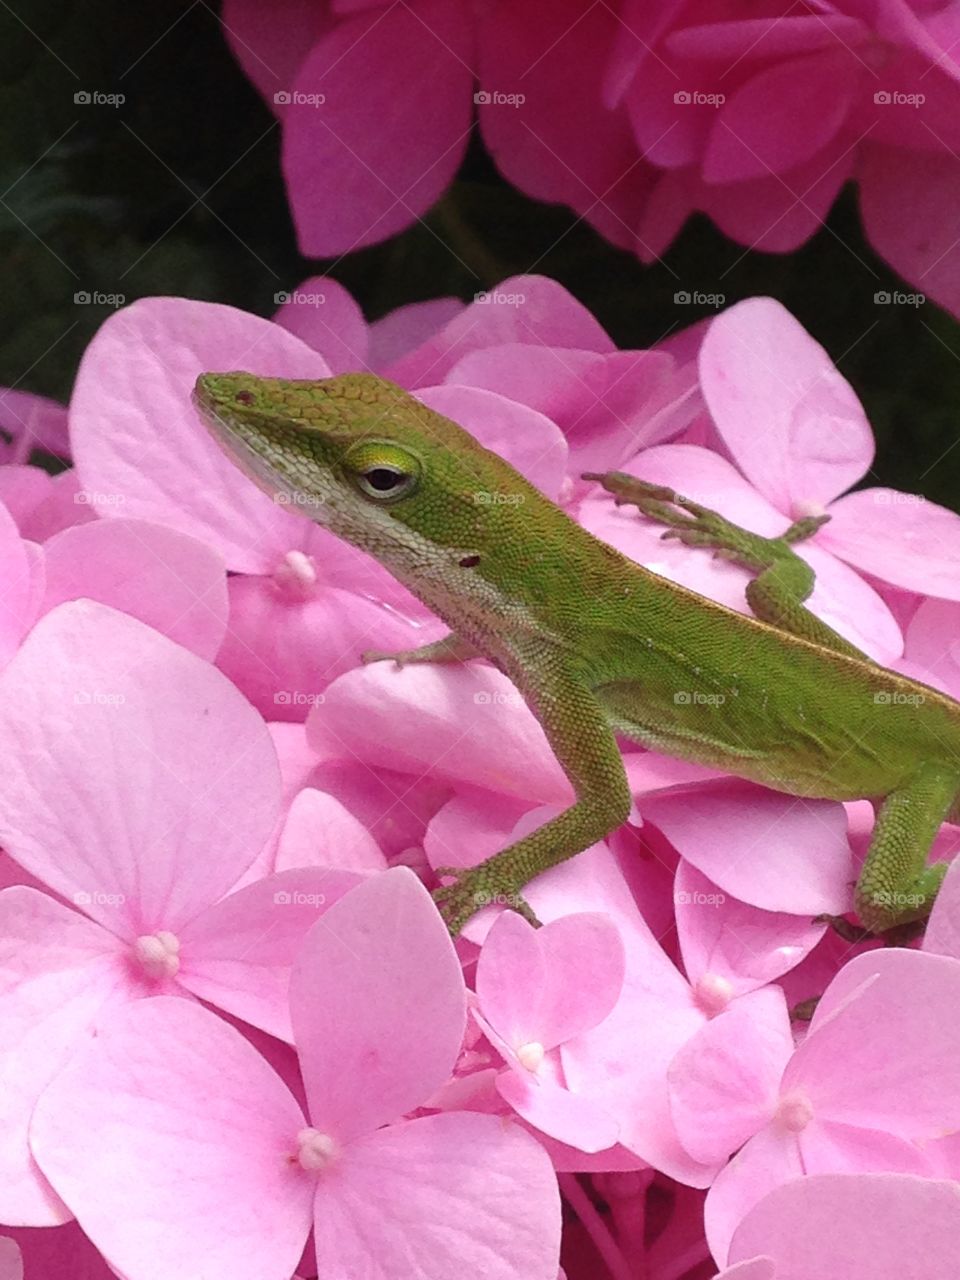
{"left": 194, "top": 370, "right": 960, "bottom": 935}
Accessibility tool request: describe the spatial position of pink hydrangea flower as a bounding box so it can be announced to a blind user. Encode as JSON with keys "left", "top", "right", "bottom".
{"left": 30, "top": 870, "right": 562, "bottom": 1280}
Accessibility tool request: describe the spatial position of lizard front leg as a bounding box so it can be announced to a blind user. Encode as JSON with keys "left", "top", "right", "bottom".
{"left": 584, "top": 472, "right": 865, "bottom": 660}
{"left": 433, "top": 667, "right": 632, "bottom": 934}
{"left": 362, "top": 632, "right": 481, "bottom": 667}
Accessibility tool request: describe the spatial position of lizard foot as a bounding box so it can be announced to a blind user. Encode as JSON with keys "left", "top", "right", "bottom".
{"left": 433, "top": 865, "right": 540, "bottom": 936}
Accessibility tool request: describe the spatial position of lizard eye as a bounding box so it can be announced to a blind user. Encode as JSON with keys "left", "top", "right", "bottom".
{"left": 344, "top": 442, "right": 420, "bottom": 504}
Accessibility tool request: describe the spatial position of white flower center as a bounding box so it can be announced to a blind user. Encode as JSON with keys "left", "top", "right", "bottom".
{"left": 133, "top": 931, "right": 181, "bottom": 980}
{"left": 516, "top": 1040, "right": 545, "bottom": 1072}
{"left": 296, "top": 1127, "right": 339, "bottom": 1172}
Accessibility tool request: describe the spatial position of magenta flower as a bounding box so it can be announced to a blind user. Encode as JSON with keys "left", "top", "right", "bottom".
{"left": 30, "top": 870, "right": 561, "bottom": 1280}
{"left": 223, "top": 2, "right": 960, "bottom": 312}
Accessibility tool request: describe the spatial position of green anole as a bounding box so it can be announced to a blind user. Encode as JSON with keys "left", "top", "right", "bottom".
{"left": 194, "top": 370, "right": 960, "bottom": 936}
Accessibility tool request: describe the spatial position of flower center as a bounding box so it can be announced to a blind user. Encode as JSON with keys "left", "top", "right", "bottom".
{"left": 274, "top": 550, "right": 318, "bottom": 600}
{"left": 133, "top": 931, "right": 181, "bottom": 980}
{"left": 516, "top": 1040, "right": 545, "bottom": 1072}
{"left": 776, "top": 1089, "right": 814, "bottom": 1132}
{"left": 694, "top": 973, "right": 734, "bottom": 1015}
{"left": 296, "top": 1127, "right": 339, "bottom": 1172}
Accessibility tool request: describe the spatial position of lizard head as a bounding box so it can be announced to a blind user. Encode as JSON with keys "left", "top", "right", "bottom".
{"left": 192, "top": 370, "right": 550, "bottom": 595}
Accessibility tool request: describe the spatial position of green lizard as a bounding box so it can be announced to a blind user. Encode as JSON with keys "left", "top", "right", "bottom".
{"left": 194, "top": 369, "right": 960, "bottom": 936}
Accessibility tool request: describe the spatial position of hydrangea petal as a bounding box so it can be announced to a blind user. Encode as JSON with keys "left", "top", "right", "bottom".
{"left": 70, "top": 298, "right": 332, "bottom": 573}
{"left": 40, "top": 518, "right": 229, "bottom": 661}
{"left": 290, "top": 868, "right": 466, "bottom": 1145}
{"left": 30, "top": 997, "right": 313, "bottom": 1280}
{"left": 312, "top": 1112, "right": 561, "bottom": 1280}
{"left": 0, "top": 601, "right": 280, "bottom": 936}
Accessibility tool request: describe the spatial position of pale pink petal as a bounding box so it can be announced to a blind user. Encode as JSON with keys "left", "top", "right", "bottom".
{"left": 290, "top": 868, "right": 466, "bottom": 1144}
{"left": 904, "top": 598, "right": 960, "bottom": 699}
{"left": 546, "top": 850, "right": 717, "bottom": 1185}
{"left": 283, "top": 0, "right": 474, "bottom": 257}
{"left": 273, "top": 276, "right": 369, "bottom": 372}
{"left": 818, "top": 487, "right": 960, "bottom": 599}
{"left": 425, "top": 792, "right": 530, "bottom": 873}
{"left": 699, "top": 298, "right": 873, "bottom": 512}
{"left": 0, "top": 601, "right": 280, "bottom": 936}
{"left": 14, "top": 470, "right": 96, "bottom": 543}
{"left": 860, "top": 143, "right": 960, "bottom": 317}
{"left": 445, "top": 345, "right": 687, "bottom": 476}
{"left": 0, "top": 887, "right": 135, "bottom": 1226}
{"left": 789, "top": 948, "right": 960, "bottom": 1137}
{"left": 385, "top": 276, "right": 614, "bottom": 388}
{"left": 40, "top": 518, "right": 228, "bottom": 660}
{"left": 705, "top": 1125, "right": 805, "bottom": 1268}
{"left": 0, "top": 466, "right": 57, "bottom": 528}
{"left": 475, "top": 911, "right": 546, "bottom": 1048}
{"left": 312, "top": 1111, "right": 560, "bottom": 1280}
{"left": 367, "top": 297, "right": 465, "bottom": 373}
{"left": 643, "top": 782, "right": 853, "bottom": 915}
{"left": 416, "top": 384, "right": 569, "bottom": 501}
{"left": 728, "top": 1173, "right": 960, "bottom": 1279}
{"left": 276, "top": 788, "right": 386, "bottom": 873}
{"left": 178, "top": 868, "right": 364, "bottom": 1042}
{"left": 676, "top": 861, "right": 826, "bottom": 1002}
{"left": 307, "top": 663, "right": 570, "bottom": 805}
{"left": 0, "top": 498, "right": 35, "bottom": 667}
{"left": 799, "top": 1117, "right": 934, "bottom": 1177}
{"left": 70, "top": 298, "right": 332, "bottom": 572}
{"left": 713, "top": 1260, "right": 775, "bottom": 1280}
{"left": 495, "top": 1071, "right": 619, "bottom": 1152}
{"left": 30, "top": 997, "right": 313, "bottom": 1280}
{"left": 309, "top": 757, "right": 451, "bottom": 859}
{"left": 215, "top": 576, "right": 435, "bottom": 721}
{"left": 923, "top": 856, "right": 960, "bottom": 959}
{"left": 704, "top": 52, "right": 855, "bottom": 183}
{"left": 668, "top": 987, "right": 794, "bottom": 1164}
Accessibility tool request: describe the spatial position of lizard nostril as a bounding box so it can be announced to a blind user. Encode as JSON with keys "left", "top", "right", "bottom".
{"left": 235, "top": 390, "right": 255, "bottom": 406}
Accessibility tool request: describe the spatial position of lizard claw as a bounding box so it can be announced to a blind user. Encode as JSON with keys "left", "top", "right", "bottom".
{"left": 433, "top": 865, "right": 540, "bottom": 935}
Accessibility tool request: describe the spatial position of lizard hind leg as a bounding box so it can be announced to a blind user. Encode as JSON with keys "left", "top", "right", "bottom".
{"left": 854, "top": 766, "right": 960, "bottom": 933}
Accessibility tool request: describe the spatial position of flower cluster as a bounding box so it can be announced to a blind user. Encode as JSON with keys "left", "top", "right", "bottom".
{"left": 222, "top": 0, "right": 960, "bottom": 315}
{"left": 1, "top": 277, "right": 959, "bottom": 1278}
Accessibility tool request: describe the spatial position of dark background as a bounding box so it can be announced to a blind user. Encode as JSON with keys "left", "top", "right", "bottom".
{"left": 2, "top": 0, "right": 958, "bottom": 510}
